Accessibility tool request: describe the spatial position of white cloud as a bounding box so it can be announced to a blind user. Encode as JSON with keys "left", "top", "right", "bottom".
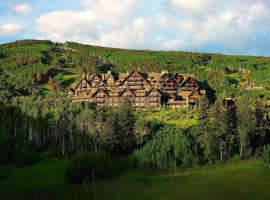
{"left": 0, "top": 23, "right": 23, "bottom": 38}
{"left": 35, "top": 0, "right": 270, "bottom": 53}
{"left": 14, "top": 3, "right": 32, "bottom": 15}
{"left": 36, "top": 10, "right": 102, "bottom": 43}
{"left": 81, "top": 0, "right": 142, "bottom": 21}
{"left": 170, "top": 0, "right": 219, "bottom": 16}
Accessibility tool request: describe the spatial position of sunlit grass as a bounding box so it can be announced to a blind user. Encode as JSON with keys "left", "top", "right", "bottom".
{"left": 137, "top": 108, "right": 198, "bottom": 127}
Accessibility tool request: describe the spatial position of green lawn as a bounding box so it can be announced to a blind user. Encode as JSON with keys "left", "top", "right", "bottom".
{"left": 38, "top": 66, "right": 78, "bottom": 93}
{"left": 0, "top": 157, "right": 270, "bottom": 200}
{"left": 61, "top": 67, "right": 78, "bottom": 88}
{"left": 139, "top": 108, "right": 198, "bottom": 127}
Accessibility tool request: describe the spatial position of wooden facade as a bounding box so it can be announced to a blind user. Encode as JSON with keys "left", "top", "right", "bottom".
{"left": 68, "top": 70, "right": 209, "bottom": 108}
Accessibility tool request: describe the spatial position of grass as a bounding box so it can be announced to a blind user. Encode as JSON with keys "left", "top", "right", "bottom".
{"left": 138, "top": 108, "right": 198, "bottom": 127}
{"left": 38, "top": 66, "right": 78, "bottom": 93}
{"left": 1, "top": 157, "right": 270, "bottom": 200}
{"left": 224, "top": 72, "right": 240, "bottom": 85}
{"left": 62, "top": 67, "right": 78, "bottom": 88}
{"left": 0, "top": 157, "right": 68, "bottom": 188}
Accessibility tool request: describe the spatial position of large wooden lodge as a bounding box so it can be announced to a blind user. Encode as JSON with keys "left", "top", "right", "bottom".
{"left": 67, "top": 70, "right": 213, "bottom": 109}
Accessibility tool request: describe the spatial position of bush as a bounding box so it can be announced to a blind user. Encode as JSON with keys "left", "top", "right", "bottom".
{"left": 110, "top": 156, "right": 135, "bottom": 175}
{"left": 262, "top": 145, "right": 270, "bottom": 167}
{"left": 134, "top": 126, "right": 201, "bottom": 169}
{"left": 15, "top": 148, "right": 39, "bottom": 165}
{"left": 66, "top": 152, "right": 112, "bottom": 183}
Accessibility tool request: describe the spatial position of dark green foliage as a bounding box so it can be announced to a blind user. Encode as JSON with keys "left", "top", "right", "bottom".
{"left": 0, "top": 133, "right": 14, "bottom": 165}
{"left": 0, "top": 39, "right": 270, "bottom": 171}
{"left": 15, "top": 148, "right": 39, "bottom": 165}
{"left": 198, "top": 96, "right": 269, "bottom": 163}
{"left": 110, "top": 156, "right": 135, "bottom": 174}
{"left": 236, "top": 96, "right": 257, "bottom": 158}
{"left": 262, "top": 146, "right": 270, "bottom": 166}
{"left": 134, "top": 125, "right": 200, "bottom": 169}
{"left": 101, "top": 100, "right": 136, "bottom": 157}
{"left": 65, "top": 152, "right": 111, "bottom": 183}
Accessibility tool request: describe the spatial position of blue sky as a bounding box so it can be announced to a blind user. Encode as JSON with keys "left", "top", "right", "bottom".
{"left": 1, "top": 0, "right": 270, "bottom": 56}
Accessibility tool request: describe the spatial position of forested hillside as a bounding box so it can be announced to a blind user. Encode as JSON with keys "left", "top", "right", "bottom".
{"left": 0, "top": 39, "right": 270, "bottom": 104}
{"left": 0, "top": 40, "right": 269, "bottom": 198}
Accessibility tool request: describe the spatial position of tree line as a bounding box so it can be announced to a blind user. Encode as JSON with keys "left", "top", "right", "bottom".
{"left": 134, "top": 95, "right": 270, "bottom": 169}
{"left": 0, "top": 92, "right": 269, "bottom": 169}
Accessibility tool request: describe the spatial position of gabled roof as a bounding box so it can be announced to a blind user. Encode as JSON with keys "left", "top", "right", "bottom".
{"left": 179, "top": 75, "right": 199, "bottom": 88}
{"left": 74, "top": 77, "right": 91, "bottom": 90}
{"left": 66, "top": 88, "right": 75, "bottom": 95}
{"left": 119, "top": 70, "right": 151, "bottom": 88}
{"left": 91, "top": 88, "right": 109, "bottom": 97}
{"left": 66, "top": 88, "right": 75, "bottom": 92}
{"left": 179, "top": 75, "right": 191, "bottom": 87}
{"left": 88, "top": 74, "right": 106, "bottom": 86}
{"left": 146, "top": 87, "right": 161, "bottom": 97}
{"left": 120, "top": 88, "right": 135, "bottom": 97}
{"left": 162, "top": 73, "right": 178, "bottom": 86}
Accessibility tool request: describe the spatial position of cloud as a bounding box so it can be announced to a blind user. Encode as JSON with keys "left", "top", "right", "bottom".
{"left": 35, "top": 0, "right": 270, "bottom": 54}
{"left": 81, "top": 0, "right": 143, "bottom": 21}
{"left": 170, "top": 0, "right": 219, "bottom": 16}
{"left": 0, "top": 23, "right": 23, "bottom": 38}
{"left": 13, "top": 3, "right": 32, "bottom": 15}
{"left": 36, "top": 10, "right": 102, "bottom": 43}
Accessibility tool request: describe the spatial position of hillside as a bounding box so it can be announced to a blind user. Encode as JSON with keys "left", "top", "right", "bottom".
{"left": 0, "top": 157, "right": 269, "bottom": 200}
{"left": 0, "top": 40, "right": 270, "bottom": 200}
{"left": 0, "top": 39, "right": 269, "bottom": 103}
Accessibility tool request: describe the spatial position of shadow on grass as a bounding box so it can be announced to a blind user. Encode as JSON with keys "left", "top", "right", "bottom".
{"left": 62, "top": 78, "right": 77, "bottom": 87}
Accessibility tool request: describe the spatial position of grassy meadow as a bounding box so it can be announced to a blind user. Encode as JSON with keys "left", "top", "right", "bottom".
{"left": 136, "top": 108, "right": 198, "bottom": 127}
{"left": 0, "top": 157, "right": 270, "bottom": 200}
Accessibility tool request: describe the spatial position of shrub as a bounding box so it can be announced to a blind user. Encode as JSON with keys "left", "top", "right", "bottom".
{"left": 66, "top": 151, "right": 112, "bottom": 183}
{"left": 110, "top": 156, "right": 135, "bottom": 175}
{"left": 262, "top": 145, "right": 270, "bottom": 167}
{"left": 134, "top": 125, "right": 201, "bottom": 169}
{"left": 15, "top": 148, "right": 39, "bottom": 165}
